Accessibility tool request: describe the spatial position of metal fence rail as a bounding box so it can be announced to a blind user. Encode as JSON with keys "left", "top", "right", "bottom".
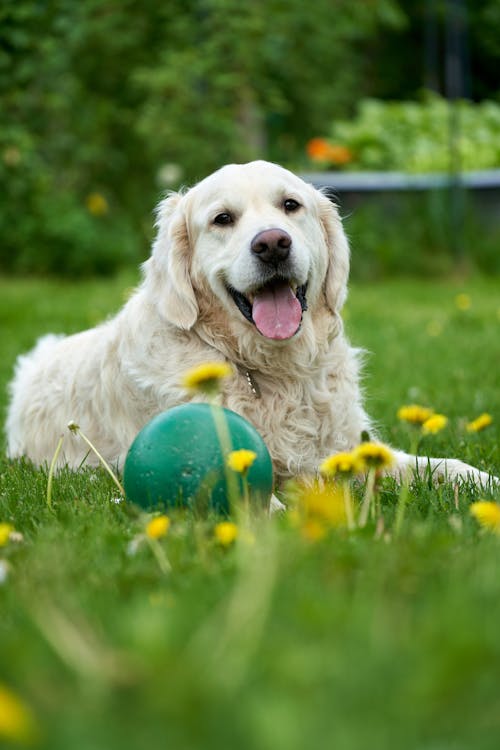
{"left": 301, "top": 169, "right": 500, "bottom": 192}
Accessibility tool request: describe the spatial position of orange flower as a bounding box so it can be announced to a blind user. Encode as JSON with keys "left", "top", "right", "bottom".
{"left": 327, "top": 144, "right": 353, "bottom": 166}
{"left": 306, "top": 138, "right": 353, "bottom": 166}
{"left": 306, "top": 138, "right": 333, "bottom": 161}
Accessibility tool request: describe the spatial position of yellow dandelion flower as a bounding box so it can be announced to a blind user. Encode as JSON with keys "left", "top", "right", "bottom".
{"left": 319, "top": 451, "right": 364, "bottom": 478}
{"left": 227, "top": 449, "right": 257, "bottom": 474}
{"left": 354, "top": 442, "right": 394, "bottom": 470}
{"left": 422, "top": 414, "right": 448, "bottom": 434}
{"left": 214, "top": 521, "right": 239, "bottom": 546}
{"left": 301, "top": 518, "right": 328, "bottom": 542}
{"left": 182, "top": 361, "right": 233, "bottom": 393}
{"left": 397, "top": 404, "right": 434, "bottom": 425}
{"left": 296, "top": 479, "right": 346, "bottom": 526}
{"left": 85, "top": 192, "right": 109, "bottom": 216}
{"left": 0, "top": 683, "right": 37, "bottom": 743}
{"left": 470, "top": 501, "right": 500, "bottom": 533}
{"left": 467, "top": 413, "right": 493, "bottom": 433}
{"left": 146, "top": 515, "right": 170, "bottom": 540}
{"left": 0, "top": 524, "right": 14, "bottom": 547}
{"left": 455, "top": 293, "right": 471, "bottom": 311}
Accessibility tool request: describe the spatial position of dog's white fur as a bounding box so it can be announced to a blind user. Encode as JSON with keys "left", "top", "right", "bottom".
{"left": 5, "top": 161, "right": 495, "bottom": 487}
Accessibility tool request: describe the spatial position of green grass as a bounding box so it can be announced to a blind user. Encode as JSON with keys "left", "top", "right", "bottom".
{"left": 0, "top": 273, "right": 499, "bottom": 750}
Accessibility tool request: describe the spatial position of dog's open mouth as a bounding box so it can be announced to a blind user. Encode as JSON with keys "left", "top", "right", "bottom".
{"left": 228, "top": 280, "right": 308, "bottom": 341}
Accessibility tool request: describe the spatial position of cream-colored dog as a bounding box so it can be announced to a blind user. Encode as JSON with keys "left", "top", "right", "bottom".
{"left": 5, "top": 161, "right": 495, "bottom": 488}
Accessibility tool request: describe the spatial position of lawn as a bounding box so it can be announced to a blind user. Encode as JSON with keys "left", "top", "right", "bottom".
{"left": 0, "top": 272, "right": 499, "bottom": 750}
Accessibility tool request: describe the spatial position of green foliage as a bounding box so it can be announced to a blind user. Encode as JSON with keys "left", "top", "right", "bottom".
{"left": 344, "top": 189, "right": 500, "bottom": 277}
{"left": 133, "top": 0, "right": 405, "bottom": 177}
{"left": 0, "top": 276, "right": 499, "bottom": 749}
{"left": 317, "top": 95, "right": 500, "bottom": 172}
{"left": 0, "top": 0, "right": 403, "bottom": 275}
{"left": 0, "top": 0, "right": 168, "bottom": 275}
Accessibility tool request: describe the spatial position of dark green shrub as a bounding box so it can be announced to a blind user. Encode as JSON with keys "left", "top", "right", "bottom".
{"left": 0, "top": 149, "right": 140, "bottom": 275}
{"left": 344, "top": 189, "right": 500, "bottom": 278}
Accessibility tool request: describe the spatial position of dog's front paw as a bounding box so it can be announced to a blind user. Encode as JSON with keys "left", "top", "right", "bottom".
{"left": 394, "top": 451, "right": 499, "bottom": 488}
{"left": 433, "top": 458, "right": 499, "bottom": 488}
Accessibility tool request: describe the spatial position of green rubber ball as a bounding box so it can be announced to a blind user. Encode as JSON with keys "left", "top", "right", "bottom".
{"left": 123, "top": 403, "right": 273, "bottom": 513}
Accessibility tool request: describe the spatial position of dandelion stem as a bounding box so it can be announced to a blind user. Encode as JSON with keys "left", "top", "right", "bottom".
{"left": 242, "top": 474, "right": 251, "bottom": 515}
{"left": 146, "top": 537, "right": 172, "bottom": 575}
{"left": 68, "top": 423, "right": 124, "bottom": 495}
{"left": 394, "top": 436, "right": 418, "bottom": 535}
{"left": 359, "top": 468, "right": 376, "bottom": 528}
{"left": 209, "top": 405, "right": 239, "bottom": 513}
{"left": 342, "top": 481, "right": 355, "bottom": 530}
{"left": 46, "top": 434, "right": 64, "bottom": 510}
{"left": 453, "top": 483, "right": 459, "bottom": 511}
{"left": 394, "top": 473, "right": 410, "bottom": 536}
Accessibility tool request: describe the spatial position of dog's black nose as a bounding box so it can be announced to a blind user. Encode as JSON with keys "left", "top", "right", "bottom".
{"left": 251, "top": 229, "right": 291, "bottom": 265}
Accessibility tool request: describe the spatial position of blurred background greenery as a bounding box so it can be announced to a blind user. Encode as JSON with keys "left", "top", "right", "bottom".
{"left": 1, "top": 0, "right": 500, "bottom": 276}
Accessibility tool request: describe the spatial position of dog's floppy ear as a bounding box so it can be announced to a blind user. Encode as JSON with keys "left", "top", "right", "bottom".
{"left": 318, "top": 191, "right": 350, "bottom": 313}
{"left": 145, "top": 191, "right": 199, "bottom": 329}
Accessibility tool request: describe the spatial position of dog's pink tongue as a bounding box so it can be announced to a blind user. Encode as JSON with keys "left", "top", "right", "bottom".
{"left": 252, "top": 283, "right": 302, "bottom": 340}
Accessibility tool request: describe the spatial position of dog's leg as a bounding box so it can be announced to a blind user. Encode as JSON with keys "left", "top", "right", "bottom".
{"left": 391, "top": 450, "right": 498, "bottom": 487}
{"left": 269, "top": 493, "right": 286, "bottom": 514}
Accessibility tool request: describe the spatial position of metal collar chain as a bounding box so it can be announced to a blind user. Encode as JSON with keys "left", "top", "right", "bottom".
{"left": 235, "top": 364, "right": 261, "bottom": 399}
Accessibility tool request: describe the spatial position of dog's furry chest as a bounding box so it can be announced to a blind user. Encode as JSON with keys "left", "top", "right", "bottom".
{"left": 223, "top": 366, "right": 366, "bottom": 481}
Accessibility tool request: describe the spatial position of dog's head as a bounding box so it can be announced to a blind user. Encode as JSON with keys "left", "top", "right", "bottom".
{"left": 145, "top": 160, "right": 349, "bottom": 341}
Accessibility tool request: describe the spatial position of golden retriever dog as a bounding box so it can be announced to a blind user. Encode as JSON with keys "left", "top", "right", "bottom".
{"left": 6, "top": 161, "right": 496, "bottom": 491}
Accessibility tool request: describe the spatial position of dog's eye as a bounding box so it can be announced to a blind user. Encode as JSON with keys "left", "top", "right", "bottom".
{"left": 213, "top": 212, "right": 234, "bottom": 226}
{"left": 283, "top": 199, "right": 301, "bottom": 213}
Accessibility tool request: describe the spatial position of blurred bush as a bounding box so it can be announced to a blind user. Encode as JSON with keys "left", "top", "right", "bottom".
{"left": 1, "top": 0, "right": 500, "bottom": 276}
{"left": 0, "top": 0, "right": 162, "bottom": 275}
{"left": 306, "top": 95, "right": 500, "bottom": 172}
{"left": 0, "top": 0, "right": 403, "bottom": 276}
